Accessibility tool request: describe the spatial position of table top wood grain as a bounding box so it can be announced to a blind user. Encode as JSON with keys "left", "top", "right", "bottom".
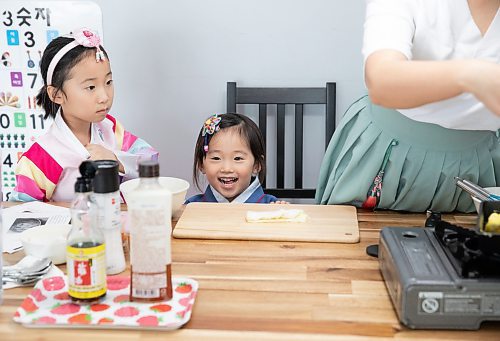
{"left": 2, "top": 205, "right": 499, "bottom": 340}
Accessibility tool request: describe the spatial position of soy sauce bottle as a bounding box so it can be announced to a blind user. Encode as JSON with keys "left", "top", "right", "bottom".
{"left": 67, "top": 161, "right": 107, "bottom": 303}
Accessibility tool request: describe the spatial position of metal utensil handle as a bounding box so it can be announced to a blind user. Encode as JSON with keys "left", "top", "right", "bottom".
{"left": 461, "top": 179, "right": 490, "bottom": 196}
{"left": 462, "top": 179, "right": 500, "bottom": 200}
{"left": 455, "top": 178, "right": 489, "bottom": 201}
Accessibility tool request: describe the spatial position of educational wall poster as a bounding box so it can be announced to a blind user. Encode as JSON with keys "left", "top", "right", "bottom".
{"left": 0, "top": 1, "right": 103, "bottom": 200}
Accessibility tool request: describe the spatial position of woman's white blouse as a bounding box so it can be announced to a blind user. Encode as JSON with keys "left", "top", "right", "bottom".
{"left": 363, "top": 0, "right": 500, "bottom": 131}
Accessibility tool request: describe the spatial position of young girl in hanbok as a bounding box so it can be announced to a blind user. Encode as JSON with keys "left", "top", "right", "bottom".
{"left": 10, "top": 28, "right": 158, "bottom": 202}
{"left": 186, "top": 113, "right": 286, "bottom": 204}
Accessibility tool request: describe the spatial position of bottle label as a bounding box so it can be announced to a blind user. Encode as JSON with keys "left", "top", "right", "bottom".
{"left": 67, "top": 244, "right": 107, "bottom": 299}
{"left": 129, "top": 205, "right": 172, "bottom": 301}
{"left": 131, "top": 269, "right": 170, "bottom": 300}
{"left": 94, "top": 192, "right": 125, "bottom": 274}
{"left": 94, "top": 192, "right": 121, "bottom": 230}
{"left": 129, "top": 208, "right": 171, "bottom": 268}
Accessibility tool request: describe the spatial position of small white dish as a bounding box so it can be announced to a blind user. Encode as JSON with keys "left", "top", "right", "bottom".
{"left": 472, "top": 187, "right": 500, "bottom": 213}
{"left": 120, "top": 177, "right": 190, "bottom": 219}
{"left": 20, "top": 224, "right": 71, "bottom": 265}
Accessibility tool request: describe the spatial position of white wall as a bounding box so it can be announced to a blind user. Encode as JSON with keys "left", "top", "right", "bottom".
{"left": 52, "top": 0, "right": 367, "bottom": 197}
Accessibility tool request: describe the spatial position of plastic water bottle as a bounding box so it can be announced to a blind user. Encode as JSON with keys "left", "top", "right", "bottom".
{"left": 93, "top": 160, "right": 126, "bottom": 275}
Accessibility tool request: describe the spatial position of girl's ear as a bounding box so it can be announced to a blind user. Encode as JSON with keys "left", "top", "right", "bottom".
{"left": 47, "top": 85, "right": 63, "bottom": 104}
{"left": 199, "top": 164, "right": 206, "bottom": 175}
{"left": 252, "top": 161, "right": 262, "bottom": 175}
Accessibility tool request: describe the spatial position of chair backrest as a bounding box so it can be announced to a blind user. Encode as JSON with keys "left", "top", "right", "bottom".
{"left": 227, "top": 81, "right": 336, "bottom": 199}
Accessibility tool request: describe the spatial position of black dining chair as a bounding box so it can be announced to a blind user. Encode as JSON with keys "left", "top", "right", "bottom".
{"left": 227, "top": 81, "right": 336, "bottom": 199}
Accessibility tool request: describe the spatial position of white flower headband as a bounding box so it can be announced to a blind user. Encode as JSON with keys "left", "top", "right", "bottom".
{"left": 47, "top": 28, "right": 105, "bottom": 85}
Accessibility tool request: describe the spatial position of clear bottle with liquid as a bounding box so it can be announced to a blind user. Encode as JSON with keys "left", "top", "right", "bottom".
{"left": 67, "top": 161, "right": 107, "bottom": 303}
{"left": 128, "top": 160, "right": 173, "bottom": 302}
{"left": 93, "top": 160, "right": 126, "bottom": 275}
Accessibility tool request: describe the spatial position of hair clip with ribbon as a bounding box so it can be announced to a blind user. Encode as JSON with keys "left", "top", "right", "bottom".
{"left": 201, "top": 114, "right": 222, "bottom": 152}
{"left": 72, "top": 28, "right": 105, "bottom": 62}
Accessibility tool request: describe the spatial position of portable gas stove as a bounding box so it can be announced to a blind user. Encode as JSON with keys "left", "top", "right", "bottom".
{"left": 378, "top": 203, "right": 500, "bottom": 330}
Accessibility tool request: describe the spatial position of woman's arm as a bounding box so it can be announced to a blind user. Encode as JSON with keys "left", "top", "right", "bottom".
{"left": 365, "top": 49, "right": 500, "bottom": 115}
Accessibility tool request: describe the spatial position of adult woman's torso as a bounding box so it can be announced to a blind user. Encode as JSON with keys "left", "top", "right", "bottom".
{"left": 363, "top": 0, "right": 500, "bottom": 130}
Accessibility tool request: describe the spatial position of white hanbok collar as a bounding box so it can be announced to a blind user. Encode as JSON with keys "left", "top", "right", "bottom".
{"left": 54, "top": 110, "right": 97, "bottom": 159}
{"left": 210, "top": 176, "right": 261, "bottom": 203}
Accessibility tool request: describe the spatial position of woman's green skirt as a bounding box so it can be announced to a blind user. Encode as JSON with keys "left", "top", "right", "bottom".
{"left": 315, "top": 96, "right": 500, "bottom": 212}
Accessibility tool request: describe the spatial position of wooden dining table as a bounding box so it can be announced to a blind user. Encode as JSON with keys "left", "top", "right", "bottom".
{"left": 1, "top": 205, "right": 499, "bottom": 340}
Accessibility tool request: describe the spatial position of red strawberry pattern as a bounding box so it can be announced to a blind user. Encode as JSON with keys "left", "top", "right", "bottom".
{"left": 31, "top": 288, "right": 47, "bottom": 302}
{"left": 35, "top": 316, "right": 56, "bottom": 324}
{"left": 113, "top": 295, "right": 130, "bottom": 303}
{"left": 89, "top": 304, "right": 110, "bottom": 312}
{"left": 150, "top": 304, "right": 172, "bottom": 313}
{"left": 107, "top": 276, "right": 130, "bottom": 290}
{"left": 51, "top": 303, "right": 80, "bottom": 315}
{"left": 98, "top": 317, "right": 114, "bottom": 325}
{"left": 13, "top": 276, "right": 197, "bottom": 330}
{"left": 20, "top": 297, "right": 39, "bottom": 313}
{"left": 178, "top": 297, "right": 191, "bottom": 307}
{"left": 114, "top": 306, "right": 140, "bottom": 317}
{"left": 175, "top": 283, "right": 192, "bottom": 294}
{"left": 42, "top": 276, "right": 65, "bottom": 291}
{"left": 54, "top": 292, "right": 70, "bottom": 301}
{"left": 68, "top": 313, "right": 92, "bottom": 324}
{"left": 137, "top": 315, "right": 159, "bottom": 326}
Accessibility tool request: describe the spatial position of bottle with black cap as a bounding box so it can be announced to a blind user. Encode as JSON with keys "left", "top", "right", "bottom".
{"left": 128, "top": 160, "right": 173, "bottom": 302}
{"left": 67, "top": 161, "right": 106, "bottom": 303}
{"left": 93, "top": 160, "right": 126, "bottom": 275}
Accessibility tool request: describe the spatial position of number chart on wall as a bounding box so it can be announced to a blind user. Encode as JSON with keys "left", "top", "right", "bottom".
{"left": 0, "top": 1, "right": 102, "bottom": 200}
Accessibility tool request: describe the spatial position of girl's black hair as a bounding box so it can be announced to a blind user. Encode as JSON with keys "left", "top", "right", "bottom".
{"left": 36, "top": 36, "right": 109, "bottom": 119}
{"left": 192, "top": 113, "right": 266, "bottom": 191}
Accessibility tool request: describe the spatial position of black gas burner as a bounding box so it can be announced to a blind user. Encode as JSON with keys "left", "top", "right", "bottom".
{"left": 379, "top": 225, "right": 500, "bottom": 329}
{"left": 434, "top": 220, "right": 500, "bottom": 279}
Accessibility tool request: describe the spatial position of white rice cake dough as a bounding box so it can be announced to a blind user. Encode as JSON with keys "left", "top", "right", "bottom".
{"left": 245, "top": 209, "right": 307, "bottom": 223}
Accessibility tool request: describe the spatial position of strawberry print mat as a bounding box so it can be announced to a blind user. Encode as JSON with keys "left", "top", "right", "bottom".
{"left": 13, "top": 276, "right": 198, "bottom": 330}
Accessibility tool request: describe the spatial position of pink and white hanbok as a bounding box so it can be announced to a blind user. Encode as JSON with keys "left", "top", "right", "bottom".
{"left": 10, "top": 112, "right": 158, "bottom": 202}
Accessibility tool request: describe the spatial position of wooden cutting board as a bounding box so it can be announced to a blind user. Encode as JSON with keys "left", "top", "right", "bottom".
{"left": 173, "top": 203, "right": 359, "bottom": 243}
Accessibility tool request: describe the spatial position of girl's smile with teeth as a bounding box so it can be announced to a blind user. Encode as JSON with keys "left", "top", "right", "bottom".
{"left": 219, "top": 177, "right": 238, "bottom": 185}
{"left": 201, "top": 127, "right": 260, "bottom": 201}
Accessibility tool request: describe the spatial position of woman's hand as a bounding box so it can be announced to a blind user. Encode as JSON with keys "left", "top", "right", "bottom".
{"left": 85, "top": 144, "right": 125, "bottom": 172}
{"left": 459, "top": 59, "right": 500, "bottom": 116}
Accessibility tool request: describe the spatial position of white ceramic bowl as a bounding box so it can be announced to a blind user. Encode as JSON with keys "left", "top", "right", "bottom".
{"left": 20, "top": 224, "right": 71, "bottom": 265}
{"left": 472, "top": 187, "right": 500, "bottom": 213}
{"left": 120, "top": 177, "right": 190, "bottom": 219}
